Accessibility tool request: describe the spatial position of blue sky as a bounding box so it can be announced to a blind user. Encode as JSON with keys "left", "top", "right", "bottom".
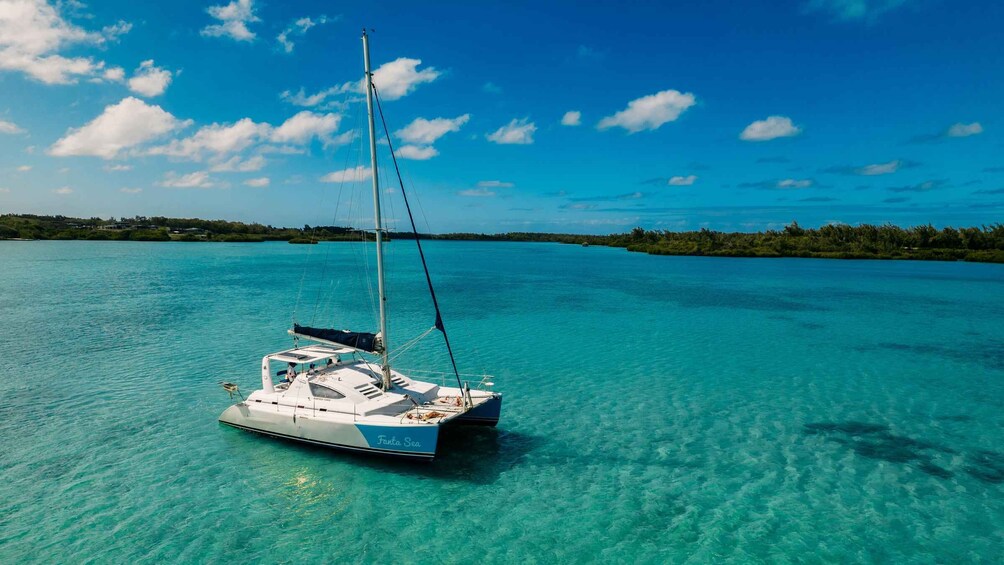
{"left": 0, "top": 0, "right": 1002, "bottom": 234}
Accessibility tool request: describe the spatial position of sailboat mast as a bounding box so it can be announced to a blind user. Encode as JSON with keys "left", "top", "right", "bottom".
{"left": 362, "top": 29, "right": 392, "bottom": 390}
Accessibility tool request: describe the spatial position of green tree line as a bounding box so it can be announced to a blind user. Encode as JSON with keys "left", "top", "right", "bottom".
{"left": 3, "top": 214, "right": 1002, "bottom": 263}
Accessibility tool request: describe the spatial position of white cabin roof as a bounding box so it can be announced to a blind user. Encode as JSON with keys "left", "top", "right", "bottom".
{"left": 268, "top": 344, "right": 355, "bottom": 365}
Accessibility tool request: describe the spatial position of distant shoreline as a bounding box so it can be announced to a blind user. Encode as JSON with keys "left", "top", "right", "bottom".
{"left": 3, "top": 213, "right": 1003, "bottom": 264}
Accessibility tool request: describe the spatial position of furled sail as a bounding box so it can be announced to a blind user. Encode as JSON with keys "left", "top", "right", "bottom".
{"left": 292, "top": 324, "right": 383, "bottom": 353}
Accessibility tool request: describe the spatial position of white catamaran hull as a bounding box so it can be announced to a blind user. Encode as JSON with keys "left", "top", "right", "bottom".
{"left": 219, "top": 383, "right": 501, "bottom": 461}
{"left": 219, "top": 403, "right": 442, "bottom": 459}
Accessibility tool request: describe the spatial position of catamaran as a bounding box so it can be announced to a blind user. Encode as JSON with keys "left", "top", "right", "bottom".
{"left": 218, "top": 30, "right": 502, "bottom": 461}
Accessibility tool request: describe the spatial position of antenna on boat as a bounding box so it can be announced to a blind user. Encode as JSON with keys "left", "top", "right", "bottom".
{"left": 362, "top": 28, "right": 393, "bottom": 391}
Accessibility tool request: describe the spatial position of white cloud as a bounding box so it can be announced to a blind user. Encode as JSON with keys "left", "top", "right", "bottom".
{"left": 458, "top": 188, "right": 495, "bottom": 197}
{"left": 53, "top": 186, "right": 72, "bottom": 194}
{"left": 777, "top": 178, "right": 813, "bottom": 189}
{"left": 947, "top": 122, "right": 983, "bottom": 137}
{"left": 477, "top": 180, "right": 514, "bottom": 188}
{"left": 120, "top": 187, "right": 142, "bottom": 194}
{"left": 244, "top": 176, "right": 269, "bottom": 187}
{"left": 598, "top": 90, "right": 696, "bottom": 133}
{"left": 209, "top": 154, "right": 265, "bottom": 172}
{"left": 805, "top": 0, "right": 911, "bottom": 22}
{"left": 561, "top": 111, "right": 581, "bottom": 126}
{"left": 487, "top": 118, "right": 536, "bottom": 145}
{"left": 321, "top": 166, "right": 371, "bottom": 183}
{"left": 201, "top": 0, "right": 259, "bottom": 42}
{"left": 280, "top": 85, "right": 343, "bottom": 108}
{"left": 281, "top": 58, "right": 437, "bottom": 107}
{"left": 103, "top": 66, "right": 124, "bottom": 81}
{"left": 0, "top": 0, "right": 130, "bottom": 84}
{"left": 128, "top": 60, "right": 172, "bottom": 97}
{"left": 395, "top": 145, "right": 438, "bottom": 160}
{"left": 104, "top": 164, "right": 132, "bottom": 172}
{"left": 159, "top": 171, "right": 216, "bottom": 188}
{"left": 277, "top": 15, "right": 329, "bottom": 53}
{"left": 258, "top": 144, "right": 307, "bottom": 155}
{"left": 148, "top": 118, "right": 269, "bottom": 160}
{"left": 16, "top": 165, "right": 31, "bottom": 171}
{"left": 858, "top": 160, "right": 901, "bottom": 175}
{"left": 395, "top": 114, "right": 469, "bottom": 145}
{"left": 369, "top": 58, "right": 440, "bottom": 100}
{"left": 0, "top": 119, "right": 25, "bottom": 134}
{"left": 270, "top": 111, "right": 341, "bottom": 144}
{"left": 0, "top": 187, "right": 9, "bottom": 193}
{"left": 740, "top": 116, "right": 801, "bottom": 141}
{"left": 49, "top": 97, "right": 190, "bottom": 159}
{"left": 668, "top": 175, "right": 697, "bottom": 186}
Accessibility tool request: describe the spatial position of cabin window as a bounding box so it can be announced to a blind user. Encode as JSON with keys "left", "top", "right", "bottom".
{"left": 309, "top": 383, "right": 345, "bottom": 400}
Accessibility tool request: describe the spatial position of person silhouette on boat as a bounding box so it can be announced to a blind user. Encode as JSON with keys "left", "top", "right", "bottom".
{"left": 285, "top": 362, "right": 297, "bottom": 383}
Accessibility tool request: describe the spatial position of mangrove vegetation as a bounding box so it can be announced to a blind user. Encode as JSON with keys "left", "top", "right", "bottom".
{"left": 2, "top": 214, "right": 1002, "bottom": 263}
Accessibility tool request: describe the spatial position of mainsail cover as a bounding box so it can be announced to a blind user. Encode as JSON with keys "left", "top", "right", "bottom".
{"left": 292, "top": 324, "right": 383, "bottom": 353}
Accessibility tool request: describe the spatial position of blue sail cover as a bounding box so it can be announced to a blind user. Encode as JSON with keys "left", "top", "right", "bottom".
{"left": 292, "top": 324, "right": 382, "bottom": 353}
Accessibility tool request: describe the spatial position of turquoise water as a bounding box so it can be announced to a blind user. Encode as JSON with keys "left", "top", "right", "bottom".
{"left": 1, "top": 240, "right": 1003, "bottom": 563}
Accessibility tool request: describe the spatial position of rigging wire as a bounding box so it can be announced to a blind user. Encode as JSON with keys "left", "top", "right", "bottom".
{"left": 372, "top": 83, "right": 465, "bottom": 394}
{"left": 310, "top": 99, "right": 377, "bottom": 327}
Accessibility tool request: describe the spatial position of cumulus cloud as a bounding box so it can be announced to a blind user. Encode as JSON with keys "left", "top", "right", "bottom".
{"left": 159, "top": 171, "right": 216, "bottom": 188}
{"left": 103, "top": 164, "right": 132, "bottom": 172}
{"left": 103, "top": 66, "right": 125, "bottom": 81}
{"left": 270, "top": 111, "right": 341, "bottom": 144}
{"left": 487, "top": 118, "right": 536, "bottom": 145}
{"left": 53, "top": 186, "right": 72, "bottom": 194}
{"left": 395, "top": 114, "right": 469, "bottom": 145}
{"left": 209, "top": 154, "right": 265, "bottom": 172}
{"left": 201, "top": 0, "right": 259, "bottom": 42}
{"left": 390, "top": 114, "right": 467, "bottom": 160}
{"left": 128, "top": 60, "right": 173, "bottom": 97}
{"left": 281, "top": 57, "right": 439, "bottom": 108}
{"left": 366, "top": 57, "right": 440, "bottom": 101}
{"left": 321, "top": 166, "right": 371, "bottom": 183}
{"left": 243, "top": 177, "right": 269, "bottom": 187}
{"left": 0, "top": 0, "right": 130, "bottom": 84}
{"left": 740, "top": 116, "right": 801, "bottom": 141}
{"left": 148, "top": 118, "right": 270, "bottom": 160}
{"left": 395, "top": 145, "right": 438, "bottom": 160}
{"left": 668, "top": 175, "right": 697, "bottom": 186}
{"left": 120, "top": 187, "right": 142, "bottom": 194}
{"left": 561, "top": 111, "right": 581, "bottom": 126}
{"left": 947, "top": 122, "right": 983, "bottom": 137}
{"left": 49, "top": 97, "right": 190, "bottom": 159}
{"left": 16, "top": 165, "right": 31, "bottom": 171}
{"left": 0, "top": 119, "right": 25, "bottom": 134}
{"left": 598, "top": 90, "right": 696, "bottom": 133}
{"left": 277, "top": 15, "right": 330, "bottom": 53}
{"left": 805, "top": 0, "right": 913, "bottom": 22}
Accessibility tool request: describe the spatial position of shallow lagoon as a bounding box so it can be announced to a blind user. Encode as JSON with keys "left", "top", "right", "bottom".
{"left": 1, "top": 241, "right": 1002, "bottom": 562}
